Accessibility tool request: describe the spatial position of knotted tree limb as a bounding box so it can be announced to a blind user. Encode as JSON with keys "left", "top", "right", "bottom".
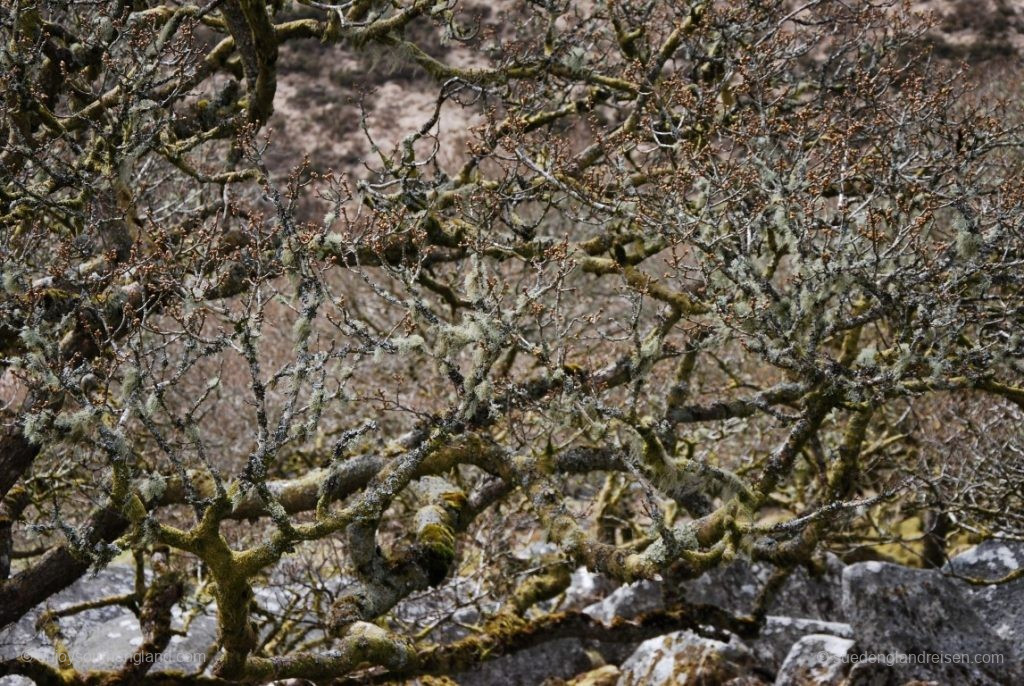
{"left": 399, "top": 604, "right": 758, "bottom": 680}
{"left": 0, "top": 485, "right": 30, "bottom": 580}
{"left": 328, "top": 476, "right": 469, "bottom": 633}
{"left": 220, "top": 0, "right": 278, "bottom": 125}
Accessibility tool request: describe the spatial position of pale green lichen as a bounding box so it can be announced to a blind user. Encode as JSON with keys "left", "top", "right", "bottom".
{"left": 137, "top": 473, "right": 168, "bottom": 503}
{"left": 22, "top": 411, "right": 53, "bottom": 445}
{"left": 55, "top": 407, "right": 97, "bottom": 441}
{"left": 472, "top": 379, "right": 492, "bottom": 402}
{"left": 19, "top": 327, "right": 46, "bottom": 351}
{"left": 319, "top": 233, "right": 345, "bottom": 257}
{"left": 2, "top": 267, "right": 22, "bottom": 294}
{"left": 121, "top": 365, "right": 141, "bottom": 398}
{"left": 955, "top": 227, "right": 981, "bottom": 260}
{"left": 855, "top": 344, "right": 878, "bottom": 367}
{"left": 435, "top": 320, "right": 482, "bottom": 356}
{"left": 144, "top": 392, "right": 159, "bottom": 416}
{"left": 293, "top": 315, "right": 312, "bottom": 343}
{"left": 393, "top": 334, "right": 425, "bottom": 353}
{"left": 464, "top": 255, "right": 485, "bottom": 301}
{"left": 308, "top": 386, "right": 326, "bottom": 416}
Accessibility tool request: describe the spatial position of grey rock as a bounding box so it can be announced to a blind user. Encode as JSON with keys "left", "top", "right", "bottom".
{"left": 166, "top": 613, "right": 219, "bottom": 670}
{"left": 768, "top": 555, "right": 847, "bottom": 621}
{"left": 69, "top": 612, "right": 147, "bottom": 671}
{"left": 668, "top": 555, "right": 847, "bottom": 673}
{"left": 389, "top": 575, "right": 499, "bottom": 643}
{"left": 677, "top": 558, "right": 766, "bottom": 615}
{"left": 562, "top": 557, "right": 849, "bottom": 677}
{"left": 752, "top": 616, "right": 853, "bottom": 671}
{"left": 680, "top": 554, "right": 846, "bottom": 622}
{"left": 0, "top": 564, "right": 138, "bottom": 667}
{"left": 561, "top": 566, "right": 617, "bottom": 612}
{"left": 842, "top": 560, "right": 1024, "bottom": 685}
{"left": 0, "top": 562, "right": 216, "bottom": 686}
{"left": 944, "top": 540, "right": 1024, "bottom": 578}
{"left": 616, "top": 629, "right": 766, "bottom": 686}
{"left": 583, "top": 579, "right": 664, "bottom": 625}
{"left": 514, "top": 541, "right": 560, "bottom": 561}
{"left": 943, "top": 540, "right": 1024, "bottom": 646}
{"left": 453, "top": 637, "right": 601, "bottom": 686}
{"left": 68, "top": 610, "right": 217, "bottom": 673}
{"left": 775, "top": 634, "right": 854, "bottom": 686}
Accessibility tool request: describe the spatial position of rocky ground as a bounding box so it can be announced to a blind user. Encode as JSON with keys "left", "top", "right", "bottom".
{"left": 2, "top": 540, "right": 1022, "bottom": 685}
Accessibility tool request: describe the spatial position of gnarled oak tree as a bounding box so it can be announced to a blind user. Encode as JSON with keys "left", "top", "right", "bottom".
{"left": 1, "top": 0, "right": 1023, "bottom": 682}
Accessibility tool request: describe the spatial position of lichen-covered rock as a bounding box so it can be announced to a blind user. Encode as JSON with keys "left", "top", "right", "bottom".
{"left": 570, "top": 556, "right": 848, "bottom": 675}
{"left": 453, "top": 638, "right": 602, "bottom": 686}
{"left": 0, "top": 563, "right": 219, "bottom": 685}
{"left": 767, "top": 555, "right": 847, "bottom": 621}
{"left": 944, "top": 540, "right": 1024, "bottom": 578}
{"left": 68, "top": 611, "right": 217, "bottom": 672}
{"left": 582, "top": 579, "right": 664, "bottom": 625}
{"left": 842, "top": 560, "right": 1024, "bottom": 685}
{"left": 389, "top": 574, "right": 498, "bottom": 643}
{"left": 665, "top": 555, "right": 848, "bottom": 673}
{"left": 0, "top": 564, "right": 138, "bottom": 669}
{"left": 774, "top": 634, "right": 854, "bottom": 685}
{"left": 943, "top": 540, "right": 1024, "bottom": 647}
{"left": 680, "top": 554, "right": 846, "bottom": 622}
{"left": 566, "top": 551, "right": 842, "bottom": 611}
{"left": 752, "top": 616, "right": 853, "bottom": 671}
{"left": 560, "top": 567, "right": 617, "bottom": 612}
{"left": 616, "top": 629, "right": 767, "bottom": 686}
